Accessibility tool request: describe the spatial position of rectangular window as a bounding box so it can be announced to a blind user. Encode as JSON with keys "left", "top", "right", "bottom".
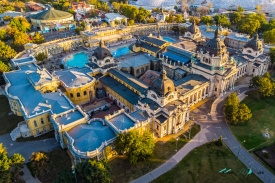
{"left": 34, "top": 121, "right": 37, "bottom": 127}
{"left": 70, "top": 93, "right": 73, "bottom": 98}
{"left": 41, "top": 118, "right": 44, "bottom": 124}
{"left": 36, "top": 129, "right": 39, "bottom": 135}
{"left": 77, "top": 93, "right": 80, "bottom": 97}
{"left": 157, "top": 125, "right": 159, "bottom": 130}
{"left": 43, "top": 127, "right": 47, "bottom": 133}
{"left": 84, "top": 91, "right": 87, "bottom": 95}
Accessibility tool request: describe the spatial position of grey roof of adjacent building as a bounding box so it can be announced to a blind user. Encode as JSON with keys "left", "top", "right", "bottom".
{"left": 141, "top": 36, "right": 168, "bottom": 46}
{"left": 108, "top": 113, "right": 135, "bottom": 131}
{"left": 230, "top": 55, "right": 247, "bottom": 65}
{"left": 130, "top": 110, "right": 150, "bottom": 121}
{"left": 164, "top": 100, "right": 184, "bottom": 111}
{"left": 27, "top": 69, "right": 53, "bottom": 86}
{"left": 55, "top": 110, "right": 85, "bottom": 125}
{"left": 99, "top": 75, "right": 140, "bottom": 105}
{"left": 175, "top": 74, "right": 209, "bottom": 94}
{"left": 139, "top": 97, "right": 160, "bottom": 111}
{"left": 163, "top": 46, "right": 193, "bottom": 64}
{"left": 156, "top": 114, "right": 168, "bottom": 124}
{"left": 53, "top": 68, "right": 94, "bottom": 88}
{"left": 108, "top": 69, "right": 148, "bottom": 94}
{"left": 119, "top": 54, "right": 157, "bottom": 69}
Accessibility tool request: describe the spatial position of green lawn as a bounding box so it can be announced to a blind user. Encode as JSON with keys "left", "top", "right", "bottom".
{"left": 229, "top": 92, "right": 275, "bottom": 151}
{"left": 110, "top": 124, "right": 200, "bottom": 183}
{"left": 0, "top": 95, "right": 24, "bottom": 135}
{"left": 152, "top": 143, "right": 262, "bottom": 183}
{"left": 27, "top": 147, "right": 72, "bottom": 183}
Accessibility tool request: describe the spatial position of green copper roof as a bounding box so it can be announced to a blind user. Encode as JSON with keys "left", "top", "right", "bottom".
{"left": 31, "top": 8, "right": 73, "bottom": 20}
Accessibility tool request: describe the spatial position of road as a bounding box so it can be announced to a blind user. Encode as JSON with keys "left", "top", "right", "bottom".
{"left": 0, "top": 134, "right": 59, "bottom": 162}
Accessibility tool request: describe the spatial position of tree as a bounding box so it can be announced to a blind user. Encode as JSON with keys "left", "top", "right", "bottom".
{"left": 76, "top": 159, "right": 111, "bottom": 183}
{"left": 229, "top": 12, "right": 241, "bottom": 24}
{"left": 214, "top": 14, "right": 230, "bottom": 27}
{"left": 9, "top": 17, "right": 31, "bottom": 33}
{"left": 128, "top": 19, "right": 134, "bottom": 26}
{"left": 32, "top": 32, "right": 45, "bottom": 44}
{"left": 175, "top": 14, "right": 183, "bottom": 23}
{"left": 0, "top": 28, "right": 7, "bottom": 41}
{"left": 237, "top": 17, "right": 260, "bottom": 36}
{"left": 189, "top": 16, "right": 200, "bottom": 25}
{"left": 0, "top": 143, "right": 25, "bottom": 183}
{"left": 0, "top": 61, "right": 9, "bottom": 73}
{"left": 0, "top": 41, "right": 17, "bottom": 63}
{"left": 263, "top": 29, "right": 275, "bottom": 44}
{"left": 236, "top": 6, "right": 245, "bottom": 13}
{"left": 180, "top": 26, "right": 187, "bottom": 34}
{"left": 35, "top": 52, "right": 48, "bottom": 64}
{"left": 30, "top": 151, "right": 49, "bottom": 177}
{"left": 112, "top": 2, "right": 120, "bottom": 13}
{"left": 12, "top": 31, "right": 31, "bottom": 51}
{"left": 115, "top": 130, "right": 154, "bottom": 165}
{"left": 224, "top": 92, "right": 252, "bottom": 124}
{"left": 238, "top": 103, "right": 252, "bottom": 122}
{"left": 197, "top": 6, "right": 209, "bottom": 16}
{"left": 269, "top": 48, "right": 275, "bottom": 65}
{"left": 200, "top": 16, "right": 214, "bottom": 25}
{"left": 53, "top": 169, "right": 75, "bottom": 183}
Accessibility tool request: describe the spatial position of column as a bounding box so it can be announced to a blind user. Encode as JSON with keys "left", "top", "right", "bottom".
{"left": 186, "top": 109, "right": 190, "bottom": 121}
{"left": 220, "top": 81, "right": 224, "bottom": 96}
{"left": 196, "top": 92, "right": 198, "bottom": 103}
{"left": 204, "top": 87, "right": 207, "bottom": 97}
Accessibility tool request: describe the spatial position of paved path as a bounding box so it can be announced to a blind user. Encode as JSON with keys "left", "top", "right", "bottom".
{"left": 132, "top": 85, "right": 275, "bottom": 183}
{"left": 0, "top": 134, "right": 59, "bottom": 183}
{"left": 0, "top": 134, "right": 59, "bottom": 162}
{"left": 131, "top": 124, "right": 214, "bottom": 183}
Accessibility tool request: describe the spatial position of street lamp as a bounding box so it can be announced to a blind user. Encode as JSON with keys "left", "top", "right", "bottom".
{"left": 72, "top": 165, "right": 77, "bottom": 183}
{"left": 237, "top": 140, "right": 246, "bottom": 160}
{"left": 175, "top": 137, "right": 179, "bottom": 152}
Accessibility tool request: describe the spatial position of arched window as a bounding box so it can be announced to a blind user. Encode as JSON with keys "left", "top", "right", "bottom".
{"left": 168, "top": 86, "right": 171, "bottom": 91}
{"left": 141, "top": 68, "right": 144, "bottom": 73}
{"left": 146, "top": 66, "right": 149, "bottom": 70}
{"left": 84, "top": 91, "right": 87, "bottom": 95}
{"left": 105, "top": 59, "right": 110, "bottom": 63}
{"left": 41, "top": 118, "right": 44, "bottom": 124}
{"left": 77, "top": 93, "right": 80, "bottom": 97}
{"left": 34, "top": 120, "right": 37, "bottom": 127}
{"left": 136, "top": 69, "right": 140, "bottom": 74}
{"left": 151, "top": 94, "right": 157, "bottom": 99}
{"left": 70, "top": 93, "right": 73, "bottom": 98}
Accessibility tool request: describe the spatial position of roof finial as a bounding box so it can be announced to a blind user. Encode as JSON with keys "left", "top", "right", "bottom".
{"left": 99, "top": 40, "right": 104, "bottom": 47}
{"left": 160, "top": 57, "right": 167, "bottom": 79}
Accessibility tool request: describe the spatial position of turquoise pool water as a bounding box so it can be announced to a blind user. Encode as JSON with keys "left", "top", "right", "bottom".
{"left": 163, "top": 36, "right": 175, "bottom": 43}
{"left": 111, "top": 46, "right": 130, "bottom": 58}
{"left": 64, "top": 52, "right": 88, "bottom": 68}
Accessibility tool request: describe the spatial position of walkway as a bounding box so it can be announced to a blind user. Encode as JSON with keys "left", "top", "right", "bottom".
{"left": 132, "top": 85, "right": 275, "bottom": 183}
{"left": 131, "top": 124, "right": 214, "bottom": 183}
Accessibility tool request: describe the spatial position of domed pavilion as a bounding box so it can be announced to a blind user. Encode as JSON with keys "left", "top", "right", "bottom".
{"left": 30, "top": 7, "right": 75, "bottom": 33}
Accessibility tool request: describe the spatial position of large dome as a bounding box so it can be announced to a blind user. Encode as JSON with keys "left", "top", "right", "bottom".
{"left": 136, "top": 0, "right": 177, "bottom": 6}
{"left": 204, "top": 27, "right": 227, "bottom": 56}
{"left": 244, "top": 34, "right": 263, "bottom": 51}
{"left": 152, "top": 68, "right": 175, "bottom": 97}
{"left": 93, "top": 40, "right": 113, "bottom": 60}
{"left": 31, "top": 7, "right": 73, "bottom": 20}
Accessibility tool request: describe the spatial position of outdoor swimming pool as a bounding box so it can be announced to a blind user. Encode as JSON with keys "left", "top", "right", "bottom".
{"left": 163, "top": 36, "right": 175, "bottom": 43}
{"left": 63, "top": 52, "right": 88, "bottom": 68}
{"left": 111, "top": 46, "right": 130, "bottom": 58}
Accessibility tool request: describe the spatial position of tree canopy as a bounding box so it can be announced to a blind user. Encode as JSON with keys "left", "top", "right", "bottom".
{"left": 214, "top": 14, "right": 230, "bottom": 27}
{"left": 189, "top": 16, "right": 200, "bottom": 25}
{"left": 200, "top": 16, "right": 214, "bottom": 25}
{"left": 224, "top": 92, "right": 252, "bottom": 124}
{"left": 9, "top": 17, "right": 31, "bottom": 33}
{"left": 29, "top": 151, "right": 50, "bottom": 177}
{"left": 229, "top": 12, "right": 241, "bottom": 24}
{"left": 12, "top": 31, "right": 31, "bottom": 52}
{"left": 76, "top": 159, "right": 111, "bottom": 183}
{"left": 250, "top": 72, "right": 275, "bottom": 97}
{"left": 115, "top": 130, "right": 155, "bottom": 165}
{"left": 0, "top": 61, "right": 10, "bottom": 73}
{"left": 0, "top": 143, "right": 25, "bottom": 183}
{"left": 32, "top": 32, "right": 45, "bottom": 44}
{"left": 263, "top": 29, "right": 275, "bottom": 44}
{"left": 269, "top": 48, "right": 275, "bottom": 64}
{"left": 0, "top": 41, "right": 17, "bottom": 63}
